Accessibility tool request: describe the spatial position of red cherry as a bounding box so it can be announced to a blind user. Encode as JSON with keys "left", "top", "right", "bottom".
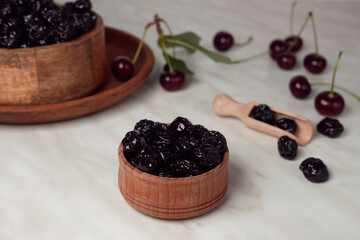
{"left": 213, "top": 31, "right": 234, "bottom": 52}
{"left": 289, "top": 75, "right": 311, "bottom": 99}
{"left": 315, "top": 91, "right": 345, "bottom": 116}
{"left": 160, "top": 70, "right": 185, "bottom": 91}
{"left": 304, "top": 53, "right": 327, "bottom": 74}
{"left": 111, "top": 56, "right": 134, "bottom": 81}
{"left": 277, "top": 53, "right": 296, "bottom": 70}
{"left": 284, "top": 36, "right": 303, "bottom": 53}
{"left": 269, "top": 39, "right": 288, "bottom": 60}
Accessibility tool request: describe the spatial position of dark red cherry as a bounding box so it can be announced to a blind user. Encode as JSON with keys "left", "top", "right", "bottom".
{"left": 160, "top": 70, "right": 185, "bottom": 91}
{"left": 304, "top": 53, "right": 327, "bottom": 74}
{"left": 315, "top": 91, "right": 345, "bottom": 116}
{"left": 277, "top": 53, "right": 296, "bottom": 70}
{"left": 284, "top": 36, "right": 303, "bottom": 52}
{"left": 269, "top": 39, "right": 288, "bottom": 60}
{"left": 163, "top": 64, "right": 169, "bottom": 72}
{"left": 111, "top": 56, "right": 134, "bottom": 81}
{"left": 289, "top": 75, "right": 311, "bottom": 99}
{"left": 213, "top": 31, "right": 234, "bottom": 52}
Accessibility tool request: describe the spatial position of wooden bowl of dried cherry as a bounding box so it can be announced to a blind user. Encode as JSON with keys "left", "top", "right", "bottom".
{"left": 0, "top": 16, "right": 106, "bottom": 105}
{"left": 118, "top": 117, "right": 229, "bottom": 219}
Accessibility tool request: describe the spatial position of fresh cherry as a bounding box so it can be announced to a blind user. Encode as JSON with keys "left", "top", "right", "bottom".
{"left": 111, "top": 56, "right": 134, "bottom": 82}
{"left": 160, "top": 70, "right": 185, "bottom": 91}
{"left": 304, "top": 54, "right": 327, "bottom": 74}
{"left": 284, "top": 36, "right": 303, "bottom": 52}
{"left": 213, "top": 31, "right": 234, "bottom": 52}
{"left": 269, "top": 39, "right": 288, "bottom": 60}
{"left": 289, "top": 75, "right": 311, "bottom": 99}
{"left": 303, "top": 12, "right": 327, "bottom": 74}
{"left": 315, "top": 91, "right": 345, "bottom": 116}
{"left": 284, "top": 3, "right": 303, "bottom": 53}
{"left": 314, "top": 51, "right": 345, "bottom": 116}
{"left": 277, "top": 53, "right": 296, "bottom": 70}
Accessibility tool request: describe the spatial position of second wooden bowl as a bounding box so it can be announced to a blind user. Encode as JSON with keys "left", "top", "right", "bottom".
{"left": 118, "top": 144, "right": 229, "bottom": 219}
{"left": 0, "top": 16, "right": 106, "bottom": 106}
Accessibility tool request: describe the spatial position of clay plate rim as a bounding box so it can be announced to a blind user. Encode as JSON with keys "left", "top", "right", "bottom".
{"left": 0, "top": 27, "right": 154, "bottom": 124}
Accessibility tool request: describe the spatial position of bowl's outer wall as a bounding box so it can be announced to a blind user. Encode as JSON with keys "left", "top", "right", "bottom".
{"left": 0, "top": 17, "right": 106, "bottom": 105}
{"left": 118, "top": 144, "right": 229, "bottom": 219}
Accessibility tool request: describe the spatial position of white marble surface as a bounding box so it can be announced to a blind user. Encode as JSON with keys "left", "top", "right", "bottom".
{"left": 1, "top": 0, "right": 360, "bottom": 239}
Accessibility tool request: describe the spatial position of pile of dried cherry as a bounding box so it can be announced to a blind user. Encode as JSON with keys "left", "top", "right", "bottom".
{"left": 121, "top": 117, "right": 227, "bottom": 178}
{"left": 0, "top": 0, "right": 97, "bottom": 48}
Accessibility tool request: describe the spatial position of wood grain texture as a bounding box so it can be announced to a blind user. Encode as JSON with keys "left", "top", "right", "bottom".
{"left": 0, "top": 16, "right": 106, "bottom": 105}
{"left": 118, "top": 144, "right": 229, "bottom": 219}
{"left": 0, "top": 49, "right": 39, "bottom": 104}
{"left": 212, "top": 94, "right": 314, "bottom": 146}
{"left": 0, "top": 27, "right": 154, "bottom": 124}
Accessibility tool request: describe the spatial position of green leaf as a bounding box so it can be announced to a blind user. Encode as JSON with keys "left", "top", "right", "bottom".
{"left": 164, "top": 53, "right": 194, "bottom": 75}
{"left": 164, "top": 38, "right": 238, "bottom": 64}
{"left": 195, "top": 46, "right": 236, "bottom": 64}
{"left": 163, "top": 32, "right": 201, "bottom": 53}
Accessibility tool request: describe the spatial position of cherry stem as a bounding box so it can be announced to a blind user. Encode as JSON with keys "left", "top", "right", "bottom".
{"left": 290, "top": 2, "right": 297, "bottom": 35}
{"left": 132, "top": 22, "right": 153, "bottom": 65}
{"left": 159, "top": 19, "right": 176, "bottom": 58}
{"left": 233, "top": 50, "right": 270, "bottom": 64}
{"left": 328, "top": 51, "right": 343, "bottom": 98}
{"left": 310, "top": 13, "right": 320, "bottom": 56}
{"left": 233, "top": 36, "right": 253, "bottom": 48}
{"left": 311, "top": 82, "right": 360, "bottom": 102}
{"left": 285, "top": 12, "right": 311, "bottom": 54}
{"left": 155, "top": 14, "right": 173, "bottom": 73}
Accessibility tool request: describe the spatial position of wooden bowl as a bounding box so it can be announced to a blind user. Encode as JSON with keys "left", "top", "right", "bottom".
{"left": 0, "top": 27, "right": 154, "bottom": 124}
{"left": 118, "top": 144, "right": 229, "bottom": 219}
{"left": 0, "top": 16, "right": 106, "bottom": 106}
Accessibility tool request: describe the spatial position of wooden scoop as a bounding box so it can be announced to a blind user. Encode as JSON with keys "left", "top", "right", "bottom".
{"left": 212, "top": 94, "right": 313, "bottom": 146}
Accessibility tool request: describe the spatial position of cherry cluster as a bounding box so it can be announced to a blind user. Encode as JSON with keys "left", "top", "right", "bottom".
{"left": 111, "top": 14, "right": 256, "bottom": 92}
{"left": 290, "top": 51, "right": 360, "bottom": 117}
{"left": 266, "top": 2, "right": 327, "bottom": 73}
{"left": 110, "top": 14, "right": 189, "bottom": 91}
{"left": 268, "top": 3, "right": 358, "bottom": 117}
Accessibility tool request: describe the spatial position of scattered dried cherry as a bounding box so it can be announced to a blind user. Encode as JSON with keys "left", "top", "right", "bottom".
{"left": 278, "top": 136, "right": 298, "bottom": 160}
{"left": 300, "top": 157, "right": 329, "bottom": 183}
{"left": 317, "top": 117, "right": 344, "bottom": 138}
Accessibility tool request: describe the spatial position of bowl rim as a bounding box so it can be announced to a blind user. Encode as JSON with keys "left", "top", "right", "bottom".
{"left": 0, "top": 14, "right": 103, "bottom": 52}
{"left": 118, "top": 143, "right": 229, "bottom": 183}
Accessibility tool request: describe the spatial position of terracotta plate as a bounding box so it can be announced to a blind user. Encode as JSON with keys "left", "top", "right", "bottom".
{"left": 0, "top": 27, "right": 154, "bottom": 124}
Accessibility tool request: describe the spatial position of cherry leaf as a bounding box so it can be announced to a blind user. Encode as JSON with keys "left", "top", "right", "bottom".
{"left": 163, "top": 32, "right": 200, "bottom": 53}
{"left": 164, "top": 35, "right": 237, "bottom": 64}
{"left": 163, "top": 53, "right": 194, "bottom": 75}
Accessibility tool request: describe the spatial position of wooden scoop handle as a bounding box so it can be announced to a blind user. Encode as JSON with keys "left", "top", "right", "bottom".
{"left": 212, "top": 94, "right": 247, "bottom": 120}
